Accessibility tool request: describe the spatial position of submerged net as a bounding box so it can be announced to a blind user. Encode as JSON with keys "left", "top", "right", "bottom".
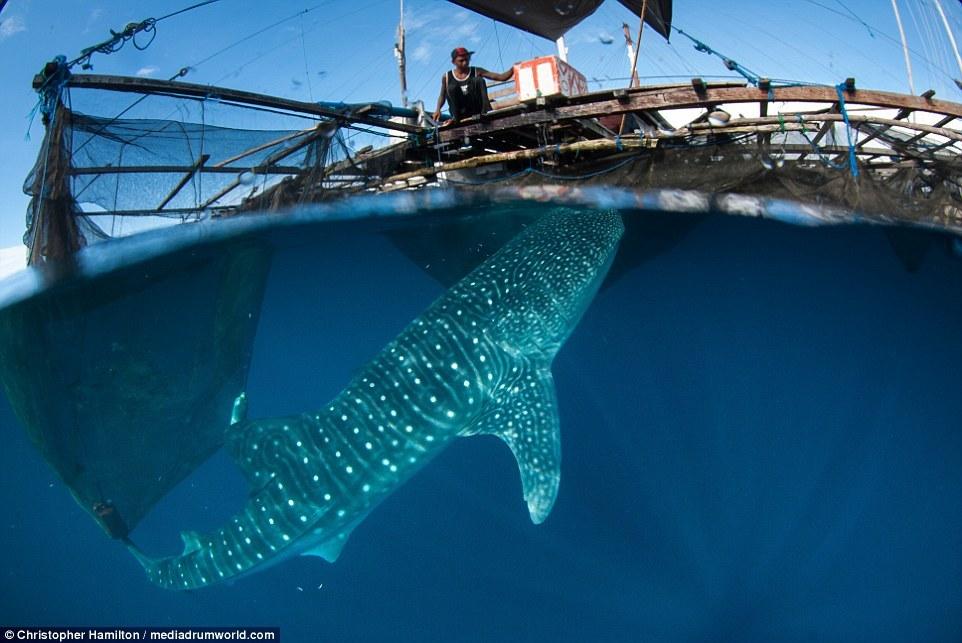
{"left": 0, "top": 238, "right": 271, "bottom": 537}
{"left": 489, "top": 142, "right": 962, "bottom": 232}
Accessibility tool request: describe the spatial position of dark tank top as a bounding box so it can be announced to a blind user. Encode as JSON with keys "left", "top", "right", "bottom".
{"left": 445, "top": 67, "right": 491, "bottom": 120}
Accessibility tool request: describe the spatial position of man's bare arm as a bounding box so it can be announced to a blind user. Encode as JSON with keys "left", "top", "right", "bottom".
{"left": 478, "top": 67, "right": 515, "bottom": 83}
{"left": 432, "top": 77, "right": 447, "bottom": 121}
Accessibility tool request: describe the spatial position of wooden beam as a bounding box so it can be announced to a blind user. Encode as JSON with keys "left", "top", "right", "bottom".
{"left": 856, "top": 104, "right": 915, "bottom": 149}
{"left": 53, "top": 74, "right": 423, "bottom": 133}
{"left": 903, "top": 114, "right": 956, "bottom": 145}
{"left": 199, "top": 127, "right": 332, "bottom": 209}
{"left": 930, "top": 138, "right": 959, "bottom": 152}
{"left": 686, "top": 113, "right": 962, "bottom": 142}
{"left": 381, "top": 137, "right": 904, "bottom": 187}
{"left": 157, "top": 153, "right": 209, "bottom": 211}
{"left": 68, "top": 165, "right": 302, "bottom": 175}
{"left": 320, "top": 141, "right": 408, "bottom": 179}
{"left": 81, "top": 206, "right": 234, "bottom": 218}
{"left": 440, "top": 85, "right": 962, "bottom": 142}
{"left": 855, "top": 124, "right": 892, "bottom": 150}
{"left": 213, "top": 127, "right": 319, "bottom": 168}
{"left": 758, "top": 99, "right": 770, "bottom": 148}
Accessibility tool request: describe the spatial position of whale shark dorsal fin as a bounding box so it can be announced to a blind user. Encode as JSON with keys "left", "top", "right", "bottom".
{"left": 463, "top": 362, "right": 561, "bottom": 524}
{"left": 180, "top": 530, "right": 203, "bottom": 554}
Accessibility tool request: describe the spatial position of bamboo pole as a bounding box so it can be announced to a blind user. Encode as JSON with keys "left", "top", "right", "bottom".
{"left": 622, "top": 24, "right": 640, "bottom": 88}
{"left": 381, "top": 113, "right": 962, "bottom": 187}
{"left": 933, "top": 0, "right": 962, "bottom": 84}
{"left": 619, "top": 0, "right": 649, "bottom": 136}
{"left": 891, "top": 0, "right": 917, "bottom": 95}
{"left": 157, "top": 154, "right": 210, "bottom": 211}
{"left": 395, "top": 0, "right": 409, "bottom": 108}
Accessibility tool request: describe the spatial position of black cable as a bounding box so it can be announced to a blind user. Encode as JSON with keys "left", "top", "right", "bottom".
{"left": 801, "top": 0, "right": 958, "bottom": 81}
{"left": 155, "top": 0, "right": 223, "bottom": 22}
{"left": 189, "top": 2, "right": 332, "bottom": 73}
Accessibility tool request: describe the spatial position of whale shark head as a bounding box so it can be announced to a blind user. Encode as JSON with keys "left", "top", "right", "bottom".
{"left": 461, "top": 211, "right": 624, "bottom": 359}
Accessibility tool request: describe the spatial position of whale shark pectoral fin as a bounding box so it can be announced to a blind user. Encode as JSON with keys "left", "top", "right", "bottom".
{"left": 230, "top": 392, "right": 248, "bottom": 426}
{"left": 180, "top": 530, "right": 203, "bottom": 555}
{"left": 465, "top": 363, "right": 561, "bottom": 524}
{"left": 302, "top": 534, "right": 349, "bottom": 563}
{"left": 301, "top": 510, "right": 371, "bottom": 563}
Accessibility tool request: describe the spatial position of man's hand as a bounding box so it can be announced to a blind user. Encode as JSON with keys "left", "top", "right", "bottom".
{"left": 432, "top": 110, "right": 441, "bottom": 122}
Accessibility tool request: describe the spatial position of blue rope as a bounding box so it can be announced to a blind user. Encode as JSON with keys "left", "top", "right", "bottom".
{"left": 674, "top": 28, "right": 762, "bottom": 86}
{"left": 26, "top": 55, "right": 70, "bottom": 140}
{"left": 795, "top": 114, "right": 848, "bottom": 171}
{"left": 835, "top": 82, "right": 860, "bottom": 178}
{"left": 24, "top": 56, "right": 72, "bottom": 253}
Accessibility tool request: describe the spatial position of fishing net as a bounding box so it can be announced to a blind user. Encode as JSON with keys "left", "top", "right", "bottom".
{"left": 23, "top": 98, "right": 349, "bottom": 265}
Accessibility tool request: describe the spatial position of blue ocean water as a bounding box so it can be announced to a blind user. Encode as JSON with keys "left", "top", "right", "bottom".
{"left": 1, "top": 203, "right": 960, "bottom": 641}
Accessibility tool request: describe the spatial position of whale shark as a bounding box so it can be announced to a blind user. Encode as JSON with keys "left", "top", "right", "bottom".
{"left": 129, "top": 208, "right": 624, "bottom": 589}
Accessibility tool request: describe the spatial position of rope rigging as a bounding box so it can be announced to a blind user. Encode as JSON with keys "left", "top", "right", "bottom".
{"left": 67, "top": 0, "right": 225, "bottom": 71}
{"left": 672, "top": 27, "right": 764, "bottom": 86}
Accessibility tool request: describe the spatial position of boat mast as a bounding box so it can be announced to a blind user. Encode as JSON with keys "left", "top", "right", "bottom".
{"left": 618, "top": 0, "right": 648, "bottom": 135}
{"left": 891, "top": 0, "right": 916, "bottom": 95}
{"left": 556, "top": 36, "right": 568, "bottom": 62}
{"left": 395, "top": 0, "right": 409, "bottom": 107}
{"left": 621, "top": 23, "right": 640, "bottom": 87}
{"left": 627, "top": 0, "right": 648, "bottom": 88}
{"left": 932, "top": 0, "right": 962, "bottom": 89}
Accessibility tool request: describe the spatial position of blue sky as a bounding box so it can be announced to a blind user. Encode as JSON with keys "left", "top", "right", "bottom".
{"left": 1, "top": 0, "right": 961, "bottom": 249}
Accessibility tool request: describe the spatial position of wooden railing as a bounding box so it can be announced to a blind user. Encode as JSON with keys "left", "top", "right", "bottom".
{"left": 488, "top": 78, "right": 519, "bottom": 110}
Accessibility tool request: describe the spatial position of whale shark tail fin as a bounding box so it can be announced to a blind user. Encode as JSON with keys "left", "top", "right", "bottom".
{"left": 463, "top": 358, "right": 561, "bottom": 524}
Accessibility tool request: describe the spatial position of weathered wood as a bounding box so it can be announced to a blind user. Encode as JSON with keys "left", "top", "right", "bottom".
{"left": 382, "top": 125, "right": 935, "bottom": 188}
{"left": 488, "top": 86, "right": 517, "bottom": 100}
{"left": 54, "top": 74, "right": 422, "bottom": 133}
{"left": 157, "top": 154, "right": 210, "bottom": 211}
{"left": 857, "top": 103, "right": 915, "bottom": 149}
{"left": 441, "top": 84, "right": 962, "bottom": 142}
{"left": 213, "top": 127, "right": 319, "bottom": 168}
{"left": 68, "top": 164, "right": 302, "bottom": 175}
{"left": 904, "top": 114, "right": 956, "bottom": 145}
{"left": 82, "top": 206, "right": 234, "bottom": 218}
{"left": 686, "top": 113, "right": 962, "bottom": 142}
{"left": 794, "top": 105, "right": 838, "bottom": 162}
{"left": 385, "top": 138, "right": 642, "bottom": 183}
{"left": 200, "top": 126, "right": 331, "bottom": 209}
{"left": 321, "top": 141, "right": 408, "bottom": 178}
{"left": 757, "top": 99, "right": 770, "bottom": 147}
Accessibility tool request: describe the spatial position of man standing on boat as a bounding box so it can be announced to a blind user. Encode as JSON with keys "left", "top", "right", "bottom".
{"left": 432, "top": 47, "right": 513, "bottom": 125}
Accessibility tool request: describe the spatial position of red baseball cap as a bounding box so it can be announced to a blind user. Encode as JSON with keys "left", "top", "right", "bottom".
{"left": 451, "top": 47, "right": 474, "bottom": 60}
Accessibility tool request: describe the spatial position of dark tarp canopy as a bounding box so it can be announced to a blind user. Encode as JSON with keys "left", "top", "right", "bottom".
{"left": 447, "top": 0, "right": 672, "bottom": 42}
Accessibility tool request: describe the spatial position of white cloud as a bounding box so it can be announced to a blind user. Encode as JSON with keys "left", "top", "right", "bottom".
{"left": 412, "top": 43, "right": 432, "bottom": 64}
{"left": 136, "top": 66, "right": 159, "bottom": 78}
{"left": 84, "top": 8, "right": 103, "bottom": 33}
{"left": 407, "top": 8, "right": 483, "bottom": 62}
{"left": 0, "top": 16, "right": 26, "bottom": 40}
{"left": 403, "top": 7, "right": 441, "bottom": 33}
